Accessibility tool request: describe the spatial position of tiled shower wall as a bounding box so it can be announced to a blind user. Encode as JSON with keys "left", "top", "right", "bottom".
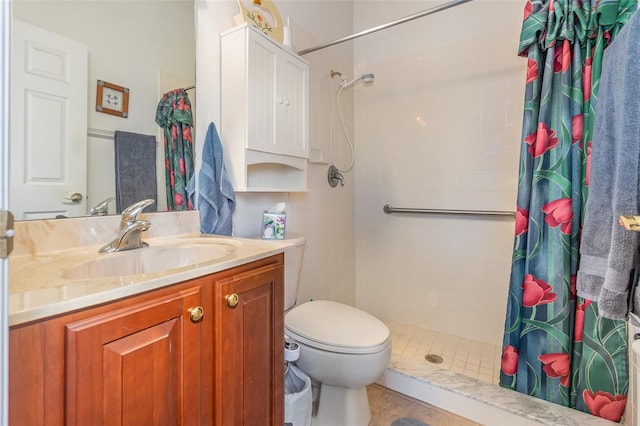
{"left": 353, "top": 0, "right": 527, "bottom": 345}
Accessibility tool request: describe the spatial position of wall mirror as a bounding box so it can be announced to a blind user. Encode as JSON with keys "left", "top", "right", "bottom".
{"left": 10, "top": 0, "right": 195, "bottom": 220}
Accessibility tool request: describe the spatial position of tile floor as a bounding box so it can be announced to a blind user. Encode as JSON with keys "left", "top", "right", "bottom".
{"left": 373, "top": 319, "right": 612, "bottom": 426}
{"left": 382, "top": 318, "right": 501, "bottom": 385}
{"left": 367, "top": 383, "right": 480, "bottom": 426}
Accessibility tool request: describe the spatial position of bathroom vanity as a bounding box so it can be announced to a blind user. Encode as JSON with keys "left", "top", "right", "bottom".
{"left": 7, "top": 211, "right": 288, "bottom": 425}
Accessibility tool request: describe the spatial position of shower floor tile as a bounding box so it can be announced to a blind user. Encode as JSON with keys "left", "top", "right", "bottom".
{"left": 382, "top": 318, "right": 502, "bottom": 385}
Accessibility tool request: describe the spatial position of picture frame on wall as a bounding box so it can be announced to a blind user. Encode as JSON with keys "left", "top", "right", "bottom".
{"left": 96, "top": 80, "right": 129, "bottom": 118}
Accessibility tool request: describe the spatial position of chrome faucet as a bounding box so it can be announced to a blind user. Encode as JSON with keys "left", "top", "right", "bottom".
{"left": 99, "top": 199, "right": 155, "bottom": 253}
{"left": 89, "top": 197, "right": 115, "bottom": 216}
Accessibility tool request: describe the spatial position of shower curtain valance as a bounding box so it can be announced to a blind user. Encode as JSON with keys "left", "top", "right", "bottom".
{"left": 519, "top": 0, "right": 636, "bottom": 54}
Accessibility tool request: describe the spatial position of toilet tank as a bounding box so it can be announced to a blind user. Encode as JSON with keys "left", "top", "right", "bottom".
{"left": 282, "top": 234, "right": 306, "bottom": 310}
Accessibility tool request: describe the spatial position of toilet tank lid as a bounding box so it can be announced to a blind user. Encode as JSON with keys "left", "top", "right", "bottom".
{"left": 285, "top": 300, "right": 389, "bottom": 350}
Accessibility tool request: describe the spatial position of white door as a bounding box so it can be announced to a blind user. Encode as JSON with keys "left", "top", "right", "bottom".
{"left": 10, "top": 20, "right": 88, "bottom": 219}
{"left": 1, "top": 3, "right": 10, "bottom": 424}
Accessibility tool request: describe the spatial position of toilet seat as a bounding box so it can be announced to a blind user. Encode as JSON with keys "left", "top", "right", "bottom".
{"left": 285, "top": 300, "right": 390, "bottom": 355}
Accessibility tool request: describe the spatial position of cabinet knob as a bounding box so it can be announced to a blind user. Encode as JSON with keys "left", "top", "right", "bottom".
{"left": 188, "top": 306, "right": 204, "bottom": 322}
{"left": 225, "top": 293, "right": 239, "bottom": 308}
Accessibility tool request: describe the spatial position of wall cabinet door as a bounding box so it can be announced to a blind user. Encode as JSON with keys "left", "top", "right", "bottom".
{"left": 213, "top": 262, "right": 284, "bottom": 426}
{"left": 277, "top": 53, "right": 308, "bottom": 158}
{"left": 244, "top": 26, "right": 308, "bottom": 158}
{"left": 64, "top": 285, "right": 204, "bottom": 426}
{"left": 221, "top": 24, "right": 308, "bottom": 192}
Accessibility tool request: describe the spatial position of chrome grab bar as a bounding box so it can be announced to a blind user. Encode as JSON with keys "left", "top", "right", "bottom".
{"left": 383, "top": 204, "right": 515, "bottom": 217}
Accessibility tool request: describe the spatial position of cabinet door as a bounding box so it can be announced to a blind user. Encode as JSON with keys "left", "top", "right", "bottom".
{"left": 247, "top": 32, "right": 278, "bottom": 154}
{"left": 65, "top": 285, "right": 204, "bottom": 425}
{"left": 278, "top": 54, "right": 308, "bottom": 158}
{"left": 214, "top": 263, "right": 284, "bottom": 426}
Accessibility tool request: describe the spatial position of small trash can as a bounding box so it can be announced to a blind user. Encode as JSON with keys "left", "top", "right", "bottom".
{"left": 284, "top": 363, "right": 312, "bottom": 426}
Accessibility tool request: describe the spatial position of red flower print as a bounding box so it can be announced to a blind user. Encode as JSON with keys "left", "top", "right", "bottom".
{"left": 182, "top": 126, "right": 192, "bottom": 143}
{"left": 552, "top": 41, "right": 569, "bottom": 73}
{"left": 583, "top": 390, "right": 627, "bottom": 422}
{"left": 522, "top": 274, "right": 557, "bottom": 307}
{"left": 583, "top": 57, "right": 593, "bottom": 101}
{"left": 549, "top": 0, "right": 555, "bottom": 12}
{"left": 523, "top": 0, "right": 533, "bottom": 20}
{"left": 170, "top": 169, "right": 175, "bottom": 188}
{"left": 179, "top": 158, "right": 186, "bottom": 175}
{"left": 557, "top": 40, "right": 570, "bottom": 74}
{"left": 177, "top": 97, "right": 191, "bottom": 111}
{"left": 175, "top": 193, "right": 184, "bottom": 207}
{"left": 542, "top": 198, "right": 573, "bottom": 235}
{"left": 586, "top": 142, "right": 592, "bottom": 186}
{"left": 574, "top": 300, "right": 592, "bottom": 342}
{"left": 539, "top": 353, "right": 570, "bottom": 387}
{"left": 526, "top": 58, "right": 538, "bottom": 84}
{"left": 515, "top": 207, "right": 529, "bottom": 236}
{"left": 569, "top": 275, "right": 576, "bottom": 301}
{"left": 572, "top": 114, "right": 583, "bottom": 144}
{"left": 165, "top": 158, "right": 171, "bottom": 170}
{"left": 501, "top": 345, "right": 518, "bottom": 375}
{"left": 171, "top": 125, "right": 178, "bottom": 141}
{"left": 524, "top": 122, "right": 559, "bottom": 158}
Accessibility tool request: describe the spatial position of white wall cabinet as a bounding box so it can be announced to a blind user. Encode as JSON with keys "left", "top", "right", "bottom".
{"left": 221, "top": 24, "right": 309, "bottom": 192}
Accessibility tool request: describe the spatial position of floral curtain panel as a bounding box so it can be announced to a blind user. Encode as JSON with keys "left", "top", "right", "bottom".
{"left": 155, "top": 89, "right": 195, "bottom": 211}
{"left": 501, "top": 0, "right": 636, "bottom": 421}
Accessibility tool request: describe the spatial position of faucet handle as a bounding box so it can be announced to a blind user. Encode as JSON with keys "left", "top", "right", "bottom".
{"left": 120, "top": 199, "right": 155, "bottom": 227}
{"left": 90, "top": 197, "right": 115, "bottom": 216}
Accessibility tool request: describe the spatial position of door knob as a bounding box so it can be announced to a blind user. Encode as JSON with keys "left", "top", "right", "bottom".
{"left": 188, "top": 306, "right": 204, "bottom": 322}
{"left": 225, "top": 293, "right": 239, "bottom": 308}
{"left": 64, "top": 193, "right": 83, "bottom": 203}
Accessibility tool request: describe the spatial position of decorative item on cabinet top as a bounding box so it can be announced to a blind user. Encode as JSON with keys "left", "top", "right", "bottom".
{"left": 234, "top": 0, "right": 284, "bottom": 43}
{"left": 220, "top": 23, "right": 309, "bottom": 192}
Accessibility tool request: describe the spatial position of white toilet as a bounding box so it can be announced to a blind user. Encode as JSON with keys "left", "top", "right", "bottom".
{"left": 280, "top": 234, "right": 391, "bottom": 426}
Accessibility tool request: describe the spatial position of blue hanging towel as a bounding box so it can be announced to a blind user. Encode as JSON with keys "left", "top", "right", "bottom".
{"left": 197, "top": 122, "right": 235, "bottom": 235}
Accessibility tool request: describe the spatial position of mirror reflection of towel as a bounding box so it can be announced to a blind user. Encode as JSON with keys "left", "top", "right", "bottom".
{"left": 114, "top": 130, "right": 157, "bottom": 213}
{"left": 198, "top": 122, "right": 235, "bottom": 235}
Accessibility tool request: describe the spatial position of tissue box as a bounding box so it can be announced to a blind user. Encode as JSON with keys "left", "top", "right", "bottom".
{"left": 262, "top": 212, "right": 286, "bottom": 239}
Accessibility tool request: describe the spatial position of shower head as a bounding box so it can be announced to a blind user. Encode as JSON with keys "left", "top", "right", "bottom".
{"left": 341, "top": 72, "right": 375, "bottom": 88}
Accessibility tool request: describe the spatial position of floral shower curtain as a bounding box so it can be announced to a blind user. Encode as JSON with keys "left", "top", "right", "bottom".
{"left": 501, "top": 0, "right": 636, "bottom": 421}
{"left": 155, "top": 88, "right": 195, "bottom": 211}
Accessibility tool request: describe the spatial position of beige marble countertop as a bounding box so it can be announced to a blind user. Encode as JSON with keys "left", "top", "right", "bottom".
{"left": 8, "top": 211, "right": 293, "bottom": 326}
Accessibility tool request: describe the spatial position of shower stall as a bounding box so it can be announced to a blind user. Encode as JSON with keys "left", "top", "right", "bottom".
{"left": 351, "top": 0, "right": 525, "bottom": 348}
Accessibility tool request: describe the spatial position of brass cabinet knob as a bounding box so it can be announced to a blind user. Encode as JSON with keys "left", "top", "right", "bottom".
{"left": 225, "top": 293, "right": 239, "bottom": 308}
{"left": 188, "top": 306, "right": 204, "bottom": 322}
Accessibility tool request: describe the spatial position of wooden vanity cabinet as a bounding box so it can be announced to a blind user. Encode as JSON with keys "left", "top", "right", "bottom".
{"left": 213, "top": 261, "right": 284, "bottom": 425}
{"left": 9, "top": 254, "right": 284, "bottom": 426}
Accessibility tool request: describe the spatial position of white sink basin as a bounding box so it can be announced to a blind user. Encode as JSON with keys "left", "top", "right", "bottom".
{"left": 63, "top": 241, "right": 236, "bottom": 280}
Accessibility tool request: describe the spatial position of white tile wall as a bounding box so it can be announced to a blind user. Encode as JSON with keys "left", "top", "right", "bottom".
{"left": 353, "top": 0, "right": 527, "bottom": 346}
